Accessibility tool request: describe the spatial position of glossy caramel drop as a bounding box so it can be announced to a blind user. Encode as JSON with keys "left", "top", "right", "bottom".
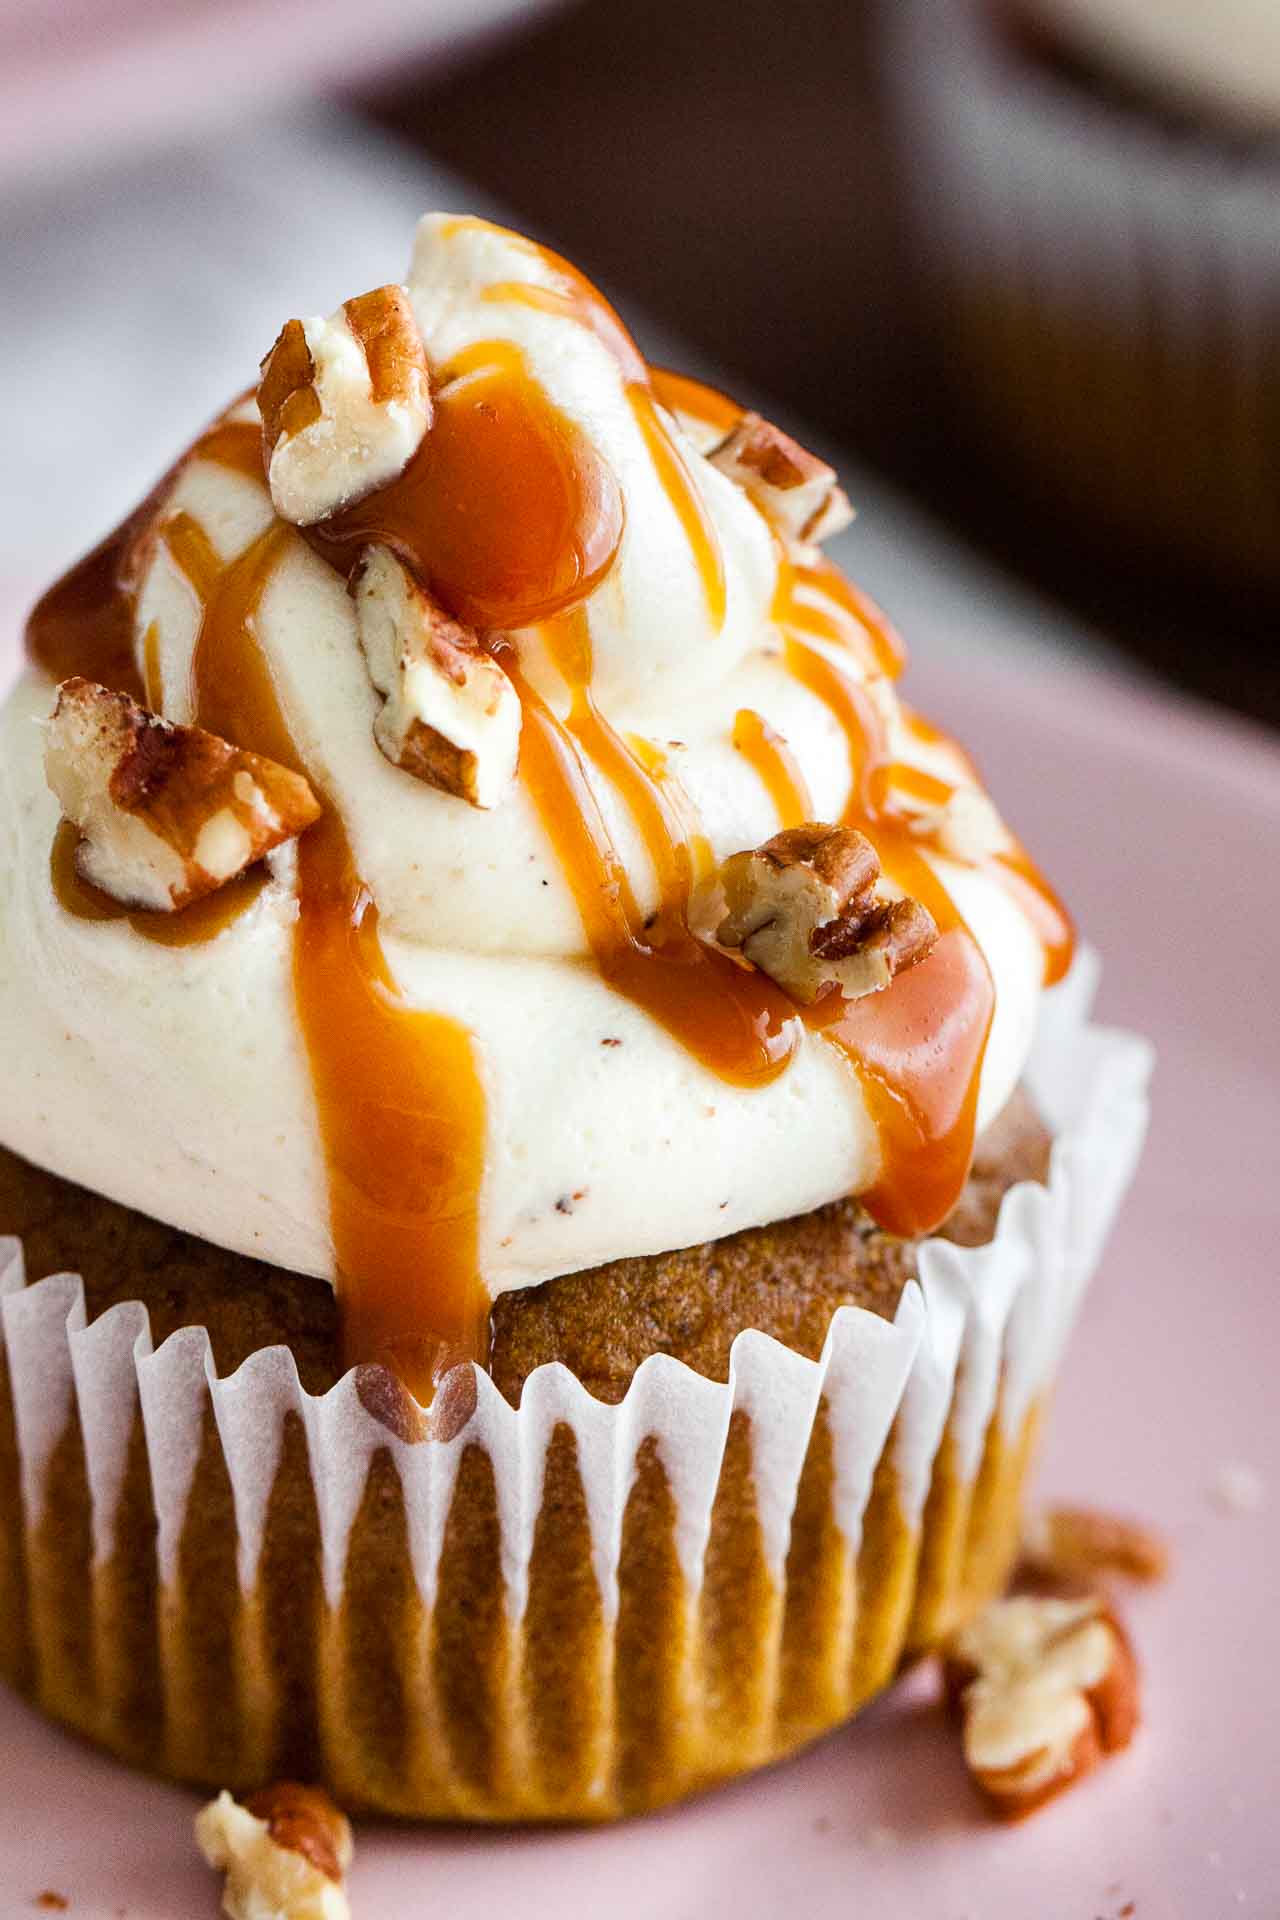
{"left": 308, "top": 339, "right": 623, "bottom": 632}
{"left": 480, "top": 271, "right": 728, "bottom": 630}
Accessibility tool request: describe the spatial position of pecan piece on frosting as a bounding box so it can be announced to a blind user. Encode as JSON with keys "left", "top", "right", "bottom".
{"left": 196, "top": 1783, "right": 353, "bottom": 1920}
{"left": 943, "top": 1593, "right": 1140, "bottom": 1821}
{"left": 716, "top": 822, "right": 936, "bottom": 1006}
{"left": 354, "top": 546, "right": 520, "bottom": 809}
{"left": 45, "top": 676, "right": 320, "bottom": 912}
{"left": 258, "top": 283, "right": 431, "bottom": 527}
{"left": 707, "top": 411, "right": 853, "bottom": 543}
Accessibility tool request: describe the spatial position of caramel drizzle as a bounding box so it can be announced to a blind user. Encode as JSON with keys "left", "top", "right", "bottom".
{"left": 29, "top": 418, "right": 489, "bottom": 1399}
{"left": 772, "top": 628, "right": 996, "bottom": 1230}
{"left": 649, "top": 365, "right": 743, "bottom": 437}
{"left": 732, "top": 708, "right": 813, "bottom": 828}
{"left": 773, "top": 549, "right": 906, "bottom": 682}
{"left": 482, "top": 274, "right": 727, "bottom": 629}
{"left": 510, "top": 610, "right": 798, "bottom": 1088}
{"left": 179, "top": 520, "right": 488, "bottom": 1397}
{"left": 894, "top": 711, "right": 1074, "bottom": 989}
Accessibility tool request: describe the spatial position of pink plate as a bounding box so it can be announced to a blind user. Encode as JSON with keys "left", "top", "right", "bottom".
{"left": 0, "top": 646, "right": 1277, "bottom": 1919}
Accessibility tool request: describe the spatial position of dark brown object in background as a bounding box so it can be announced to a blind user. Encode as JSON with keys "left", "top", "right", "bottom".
{"left": 364, "top": 0, "right": 1280, "bottom": 730}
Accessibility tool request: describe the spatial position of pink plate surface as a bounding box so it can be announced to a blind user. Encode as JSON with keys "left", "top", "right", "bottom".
{"left": 0, "top": 646, "right": 1277, "bottom": 1918}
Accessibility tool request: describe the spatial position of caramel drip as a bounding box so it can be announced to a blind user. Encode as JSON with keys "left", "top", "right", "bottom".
{"left": 182, "top": 523, "right": 489, "bottom": 1397}
{"left": 306, "top": 338, "right": 624, "bottom": 633}
{"left": 896, "top": 712, "right": 1074, "bottom": 988}
{"left": 187, "top": 415, "right": 264, "bottom": 484}
{"left": 161, "top": 509, "right": 222, "bottom": 607}
{"left": 649, "top": 366, "right": 743, "bottom": 437}
{"left": 49, "top": 817, "right": 269, "bottom": 947}
{"left": 141, "top": 622, "right": 163, "bottom": 709}
{"left": 544, "top": 607, "right": 698, "bottom": 916}
{"left": 732, "top": 708, "right": 813, "bottom": 828}
{"left": 27, "top": 405, "right": 493, "bottom": 1398}
{"left": 481, "top": 277, "right": 727, "bottom": 630}
{"left": 25, "top": 523, "right": 148, "bottom": 701}
{"left": 507, "top": 627, "right": 798, "bottom": 1090}
{"left": 886, "top": 760, "right": 954, "bottom": 809}
{"left": 803, "top": 926, "right": 995, "bottom": 1236}
{"left": 628, "top": 386, "right": 727, "bottom": 630}
{"left": 290, "top": 813, "right": 488, "bottom": 1391}
{"left": 784, "top": 635, "right": 892, "bottom": 817}
{"left": 24, "top": 412, "right": 264, "bottom": 703}
{"left": 773, "top": 551, "right": 906, "bottom": 681}
{"left": 775, "top": 632, "right": 994, "bottom": 1233}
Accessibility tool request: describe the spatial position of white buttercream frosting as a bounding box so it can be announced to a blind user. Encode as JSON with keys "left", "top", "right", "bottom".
{"left": 0, "top": 215, "right": 1048, "bottom": 1299}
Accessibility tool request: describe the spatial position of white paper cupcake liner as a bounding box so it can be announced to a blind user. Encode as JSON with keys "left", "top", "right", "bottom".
{"left": 0, "top": 950, "right": 1152, "bottom": 1817}
{"left": 882, "top": 0, "right": 1280, "bottom": 598}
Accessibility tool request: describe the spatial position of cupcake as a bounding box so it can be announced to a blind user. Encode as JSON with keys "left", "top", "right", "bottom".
{"left": 884, "top": 0, "right": 1280, "bottom": 604}
{"left": 0, "top": 214, "right": 1150, "bottom": 1820}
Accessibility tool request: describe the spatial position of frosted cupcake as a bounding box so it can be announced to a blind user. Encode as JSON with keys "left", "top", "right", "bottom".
{"left": 886, "top": 0, "right": 1280, "bottom": 603}
{"left": 0, "top": 215, "right": 1149, "bottom": 1818}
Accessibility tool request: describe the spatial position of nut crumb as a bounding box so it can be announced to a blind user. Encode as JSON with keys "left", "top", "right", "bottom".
{"left": 861, "top": 1823, "right": 899, "bottom": 1852}
{"left": 1212, "top": 1462, "right": 1266, "bottom": 1513}
{"left": 196, "top": 1784, "right": 352, "bottom": 1920}
{"left": 600, "top": 1036, "right": 623, "bottom": 1047}
{"left": 943, "top": 1591, "right": 1139, "bottom": 1820}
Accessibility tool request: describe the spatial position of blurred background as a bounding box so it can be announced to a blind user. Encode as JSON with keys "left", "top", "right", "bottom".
{"left": 3, "top": 0, "right": 1279, "bottom": 723}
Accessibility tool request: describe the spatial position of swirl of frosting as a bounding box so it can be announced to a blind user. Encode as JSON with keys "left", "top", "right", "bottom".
{"left": 0, "top": 214, "right": 1071, "bottom": 1396}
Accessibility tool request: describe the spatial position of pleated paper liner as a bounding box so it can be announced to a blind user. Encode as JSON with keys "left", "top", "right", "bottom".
{"left": 885, "top": 0, "right": 1280, "bottom": 602}
{"left": 0, "top": 957, "right": 1150, "bottom": 1820}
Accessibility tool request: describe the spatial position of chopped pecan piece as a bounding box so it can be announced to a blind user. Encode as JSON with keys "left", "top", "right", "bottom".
{"left": 716, "top": 822, "right": 936, "bottom": 1005}
{"left": 354, "top": 546, "right": 520, "bottom": 809}
{"left": 259, "top": 284, "right": 431, "bottom": 526}
{"left": 944, "top": 1593, "right": 1140, "bottom": 1821}
{"left": 195, "top": 1783, "right": 352, "bottom": 1920}
{"left": 45, "top": 677, "right": 319, "bottom": 913}
{"left": 708, "top": 411, "right": 853, "bottom": 542}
